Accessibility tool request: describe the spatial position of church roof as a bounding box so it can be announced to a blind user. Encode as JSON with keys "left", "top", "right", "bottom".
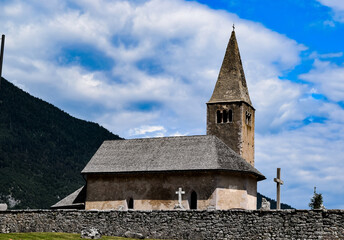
{"left": 81, "top": 135, "right": 265, "bottom": 181}
{"left": 51, "top": 186, "right": 86, "bottom": 209}
{"left": 208, "top": 30, "right": 253, "bottom": 107}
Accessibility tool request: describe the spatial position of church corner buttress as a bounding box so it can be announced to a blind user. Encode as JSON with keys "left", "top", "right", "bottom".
{"left": 207, "top": 29, "right": 255, "bottom": 166}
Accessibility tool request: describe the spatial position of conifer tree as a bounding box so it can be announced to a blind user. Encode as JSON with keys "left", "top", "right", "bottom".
{"left": 309, "top": 187, "right": 323, "bottom": 210}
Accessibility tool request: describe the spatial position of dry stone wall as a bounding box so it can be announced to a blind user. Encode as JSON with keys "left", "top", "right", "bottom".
{"left": 1, "top": 209, "right": 344, "bottom": 239}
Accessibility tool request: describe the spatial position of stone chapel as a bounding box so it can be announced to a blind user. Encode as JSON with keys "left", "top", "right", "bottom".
{"left": 52, "top": 29, "right": 265, "bottom": 211}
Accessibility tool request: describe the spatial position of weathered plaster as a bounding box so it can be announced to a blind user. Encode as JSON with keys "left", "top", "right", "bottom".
{"left": 85, "top": 171, "right": 257, "bottom": 210}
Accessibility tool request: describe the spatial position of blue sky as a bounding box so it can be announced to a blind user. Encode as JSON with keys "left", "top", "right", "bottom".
{"left": 1, "top": 0, "right": 344, "bottom": 209}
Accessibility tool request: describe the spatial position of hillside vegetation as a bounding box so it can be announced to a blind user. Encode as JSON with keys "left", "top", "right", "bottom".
{"left": 257, "top": 192, "right": 293, "bottom": 209}
{"left": 0, "top": 78, "right": 121, "bottom": 209}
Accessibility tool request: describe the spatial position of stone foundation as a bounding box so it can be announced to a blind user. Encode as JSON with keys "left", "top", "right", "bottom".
{"left": 1, "top": 209, "right": 344, "bottom": 239}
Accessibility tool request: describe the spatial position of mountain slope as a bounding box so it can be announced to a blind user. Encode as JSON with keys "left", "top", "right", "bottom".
{"left": 257, "top": 192, "right": 294, "bottom": 209}
{"left": 0, "top": 78, "right": 122, "bottom": 209}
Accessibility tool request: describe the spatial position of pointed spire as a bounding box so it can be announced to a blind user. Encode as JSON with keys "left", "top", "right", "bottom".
{"left": 208, "top": 30, "right": 252, "bottom": 106}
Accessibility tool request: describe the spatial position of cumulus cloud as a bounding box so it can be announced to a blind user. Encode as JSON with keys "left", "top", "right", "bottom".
{"left": 317, "top": 0, "right": 344, "bottom": 22}
{"left": 1, "top": 0, "right": 306, "bottom": 138}
{"left": 299, "top": 60, "right": 344, "bottom": 102}
{"left": 129, "top": 125, "right": 166, "bottom": 136}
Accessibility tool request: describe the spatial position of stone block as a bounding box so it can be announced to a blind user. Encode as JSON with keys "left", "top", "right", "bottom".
{"left": 0, "top": 203, "right": 7, "bottom": 211}
{"left": 124, "top": 230, "right": 145, "bottom": 239}
{"left": 81, "top": 227, "right": 101, "bottom": 239}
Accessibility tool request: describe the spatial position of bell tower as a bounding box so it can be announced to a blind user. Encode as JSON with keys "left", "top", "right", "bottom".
{"left": 207, "top": 29, "right": 255, "bottom": 166}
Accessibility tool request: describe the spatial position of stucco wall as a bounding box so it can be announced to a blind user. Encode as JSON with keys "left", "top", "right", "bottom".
{"left": 1, "top": 209, "right": 343, "bottom": 239}
{"left": 85, "top": 171, "right": 257, "bottom": 210}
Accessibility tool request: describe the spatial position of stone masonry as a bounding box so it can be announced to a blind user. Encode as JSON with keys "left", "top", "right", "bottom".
{"left": 1, "top": 209, "right": 344, "bottom": 239}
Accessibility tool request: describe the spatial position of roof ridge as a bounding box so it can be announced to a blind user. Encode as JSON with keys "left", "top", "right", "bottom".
{"left": 104, "top": 135, "right": 211, "bottom": 142}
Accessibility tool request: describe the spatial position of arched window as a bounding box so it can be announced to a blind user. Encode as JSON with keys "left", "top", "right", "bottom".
{"left": 190, "top": 191, "right": 197, "bottom": 210}
{"left": 127, "top": 197, "right": 134, "bottom": 210}
{"left": 216, "top": 110, "right": 222, "bottom": 123}
{"left": 246, "top": 111, "right": 251, "bottom": 125}
{"left": 228, "top": 109, "right": 233, "bottom": 122}
{"left": 223, "top": 110, "right": 228, "bottom": 123}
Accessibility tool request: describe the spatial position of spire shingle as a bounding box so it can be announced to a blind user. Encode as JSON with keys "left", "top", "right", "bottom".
{"left": 208, "top": 30, "right": 252, "bottom": 106}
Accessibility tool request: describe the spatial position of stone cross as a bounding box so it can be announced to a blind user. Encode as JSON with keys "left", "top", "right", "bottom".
{"left": 175, "top": 187, "right": 185, "bottom": 206}
{"left": 274, "top": 168, "right": 284, "bottom": 210}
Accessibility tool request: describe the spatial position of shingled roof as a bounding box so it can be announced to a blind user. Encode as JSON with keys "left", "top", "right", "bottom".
{"left": 51, "top": 186, "right": 86, "bottom": 209}
{"left": 81, "top": 135, "right": 265, "bottom": 180}
{"left": 208, "top": 30, "right": 253, "bottom": 107}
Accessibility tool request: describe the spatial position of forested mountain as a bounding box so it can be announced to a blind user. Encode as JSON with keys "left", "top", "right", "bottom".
{"left": 257, "top": 192, "right": 294, "bottom": 209}
{"left": 0, "top": 78, "right": 122, "bottom": 209}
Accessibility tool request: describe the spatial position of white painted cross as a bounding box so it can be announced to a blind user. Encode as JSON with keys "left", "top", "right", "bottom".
{"left": 175, "top": 187, "right": 185, "bottom": 206}
{"left": 274, "top": 168, "right": 284, "bottom": 210}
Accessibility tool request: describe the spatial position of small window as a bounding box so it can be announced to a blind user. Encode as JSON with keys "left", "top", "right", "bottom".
{"left": 216, "top": 110, "right": 222, "bottom": 123}
{"left": 246, "top": 112, "right": 251, "bottom": 125}
{"left": 190, "top": 191, "right": 197, "bottom": 209}
{"left": 228, "top": 110, "right": 233, "bottom": 122}
{"left": 127, "top": 197, "right": 134, "bottom": 209}
{"left": 223, "top": 110, "right": 228, "bottom": 123}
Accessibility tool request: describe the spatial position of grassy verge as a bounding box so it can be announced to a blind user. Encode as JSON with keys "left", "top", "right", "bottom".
{"left": 0, "top": 232, "right": 139, "bottom": 240}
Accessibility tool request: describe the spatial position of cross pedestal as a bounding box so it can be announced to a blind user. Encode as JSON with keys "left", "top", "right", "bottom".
{"left": 274, "top": 168, "right": 284, "bottom": 210}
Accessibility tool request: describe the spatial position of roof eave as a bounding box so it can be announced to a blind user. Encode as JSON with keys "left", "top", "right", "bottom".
{"left": 207, "top": 100, "right": 255, "bottom": 110}
{"left": 82, "top": 168, "right": 265, "bottom": 180}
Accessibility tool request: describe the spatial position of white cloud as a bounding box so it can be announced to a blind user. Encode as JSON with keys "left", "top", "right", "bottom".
{"left": 1, "top": 0, "right": 306, "bottom": 138}
{"left": 299, "top": 60, "right": 344, "bottom": 102}
{"left": 309, "top": 51, "right": 343, "bottom": 59}
{"left": 318, "top": 0, "right": 344, "bottom": 11}
{"left": 129, "top": 125, "right": 166, "bottom": 136}
{"left": 324, "top": 20, "right": 336, "bottom": 27}
{"left": 317, "top": 0, "right": 344, "bottom": 22}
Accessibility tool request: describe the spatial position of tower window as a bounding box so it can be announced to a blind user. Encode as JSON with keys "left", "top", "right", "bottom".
{"left": 223, "top": 110, "right": 228, "bottom": 123}
{"left": 127, "top": 197, "right": 134, "bottom": 209}
{"left": 228, "top": 109, "right": 233, "bottom": 122}
{"left": 216, "top": 110, "right": 222, "bottom": 123}
{"left": 246, "top": 112, "right": 251, "bottom": 125}
{"left": 190, "top": 191, "right": 197, "bottom": 209}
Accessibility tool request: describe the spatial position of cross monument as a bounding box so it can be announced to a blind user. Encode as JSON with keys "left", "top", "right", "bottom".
{"left": 175, "top": 187, "right": 185, "bottom": 208}
{"left": 274, "top": 168, "right": 284, "bottom": 210}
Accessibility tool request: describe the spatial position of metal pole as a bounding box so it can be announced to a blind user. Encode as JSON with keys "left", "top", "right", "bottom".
{"left": 0, "top": 34, "right": 5, "bottom": 89}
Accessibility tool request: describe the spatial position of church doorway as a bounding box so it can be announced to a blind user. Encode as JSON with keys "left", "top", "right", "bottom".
{"left": 190, "top": 191, "right": 197, "bottom": 209}
{"left": 127, "top": 197, "right": 134, "bottom": 209}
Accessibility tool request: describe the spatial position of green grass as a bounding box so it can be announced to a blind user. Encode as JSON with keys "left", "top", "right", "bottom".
{"left": 0, "top": 232, "right": 139, "bottom": 240}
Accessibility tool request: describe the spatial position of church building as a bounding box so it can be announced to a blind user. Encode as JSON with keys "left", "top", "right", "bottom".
{"left": 52, "top": 29, "right": 265, "bottom": 211}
